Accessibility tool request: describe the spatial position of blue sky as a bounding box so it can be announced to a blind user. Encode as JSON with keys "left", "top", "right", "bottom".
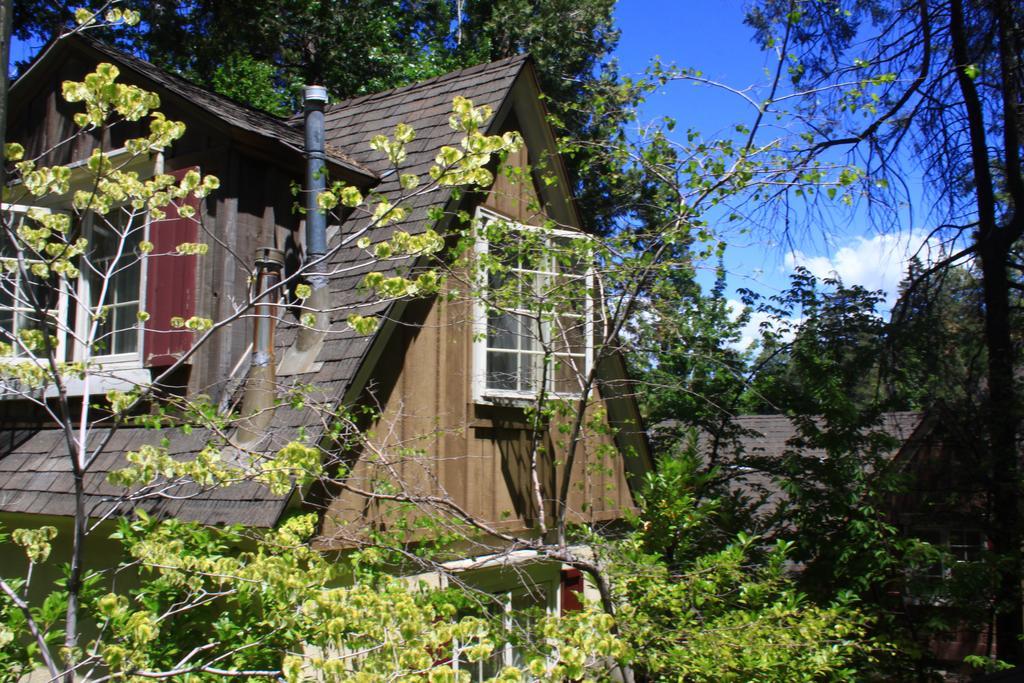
{"left": 613, "top": 1, "right": 937, "bottom": 343}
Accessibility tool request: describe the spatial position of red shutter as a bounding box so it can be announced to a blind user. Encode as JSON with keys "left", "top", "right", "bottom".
{"left": 143, "top": 166, "right": 200, "bottom": 368}
{"left": 560, "top": 568, "right": 584, "bottom": 613}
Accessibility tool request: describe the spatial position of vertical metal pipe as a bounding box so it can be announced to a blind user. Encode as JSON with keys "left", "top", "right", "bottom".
{"left": 303, "top": 84, "right": 329, "bottom": 290}
{"left": 237, "top": 247, "right": 284, "bottom": 446}
{"left": 252, "top": 247, "right": 284, "bottom": 364}
{"left": 297, "top": 84, "right": 330, "bottom": 353}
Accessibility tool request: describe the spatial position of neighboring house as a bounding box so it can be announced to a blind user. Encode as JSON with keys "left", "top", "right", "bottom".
{"left": 0, "top": 34, "right": 650, "bottom": 619}
{"left": 693, "top": 412, "right": 924, "bottom": 525}
{"left": 697, "top": 411, "right": 994, "bottom": 677}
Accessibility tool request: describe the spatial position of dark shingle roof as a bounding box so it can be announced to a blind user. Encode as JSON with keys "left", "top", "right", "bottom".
{"left": 0, "top": 48, "right": 531, "bottom": 527}
{"left": 24, "top": 34, "right": 376, "bottom": 182}
{"left": 0, "top": 427, "right": 289, "bottom": 527}
{"left": 691, "top": 412, "right": 926, "bottom": 522}
{"left": 716, "top": 411, "right": 924, "bottom": 460}
{"left": 266, "top": 54, "right": 530, "bottom": 420}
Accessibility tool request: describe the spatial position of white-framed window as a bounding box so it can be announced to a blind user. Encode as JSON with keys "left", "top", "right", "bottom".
{"left": 74, "top": 210, "right": 145, "bottom": 366}
{"left": 903, "top": 525, "right": 988, "bottom": 606}
{"left": 472, "top": 208, "right": 593, "bottom": 402}
{"left": 912, "top": 527, "right": 986, "bottom": 581}
{"left": 453, "top": 583, "right": 554, "bottom": 681}
{"left": 0, "top": 206, "right": 70, "bottom": 359}
{"left": 0, "top": 204, "right": 147, "bottom": 368}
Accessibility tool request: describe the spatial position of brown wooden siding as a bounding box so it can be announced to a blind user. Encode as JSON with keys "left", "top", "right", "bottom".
{"left": 320, "top": 285, "right": 636, "bottom": 545}
{"left": 481, "top": 144, "right": 546, "bottom": 226}
{"left": 7, "top": 50, "right": 306, "bottom": 406}
{"left": 319, "top": 153, "right": 635, "bottom": 546}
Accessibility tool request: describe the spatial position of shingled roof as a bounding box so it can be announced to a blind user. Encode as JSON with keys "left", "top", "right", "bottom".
{"left": 268, "top": 52, "right": 531, "bottom": 413}
{"left": 690, "top": 411, "right": 926, "bottom": 523}
{"left": 0, "top": 427, "right": 289, "bottom": 527}
{"left": 0, "top": 44, "right": 533, "bottom": 527}
{"left": 14, "top": 34, "right": 376, "bottom": 183}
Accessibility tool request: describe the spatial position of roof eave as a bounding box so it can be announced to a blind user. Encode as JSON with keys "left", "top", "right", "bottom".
{"left": 11, "top": 34, "right": 379, "bottom": 186}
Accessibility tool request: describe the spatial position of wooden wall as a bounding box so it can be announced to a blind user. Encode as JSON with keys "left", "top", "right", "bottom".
{"left": 319, "top": 153, "right": 636, "bottom": 547}
{"left": 6, "top": 47, "right": 304, "bottom": 406}
{"left": 320, "top": 289, "right": 636, "bottom": 545}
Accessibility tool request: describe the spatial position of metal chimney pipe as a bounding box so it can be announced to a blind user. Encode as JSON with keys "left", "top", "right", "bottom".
{"left": 297, "top": 84, "right": 330, "bottom": 353}
{"left": 237, "top": 247, "right": 284, "bottom": 446}
{"left": 303, "top": 84, "right": 328, "bottom": 279}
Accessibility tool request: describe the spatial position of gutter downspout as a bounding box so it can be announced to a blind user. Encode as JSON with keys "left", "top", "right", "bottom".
{"left": 237, "top": 247, "right": 284, "bottom": 446}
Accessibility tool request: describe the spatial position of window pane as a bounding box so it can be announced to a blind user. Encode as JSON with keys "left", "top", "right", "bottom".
{"left": 113, "top": 305, "right": 139, "bottom": 354}
{"left": 553, "top": 356, "right": 584, "bottom": 395}
{"left": 488, "top": 311, "right": 522, "bottom": 350}
{"left": 114, "top": 259, "right": 141, "bottom": 305}
{"left": 87, "top": 214, "right": 142, "bottom": 356}
{"left": 519, "top": 352, "right": 539, "bottom": 393}
{"left": 487, "top": 351, "right": 519, "bottom": 391}
{"left": 553, "top": 315, "right": 585, "bottom": 356}
{"left": 0, "top": 211, "right": 66, "bottom": 357}
{"left": 25, "top": 269, "right": 59, "bottom": 313}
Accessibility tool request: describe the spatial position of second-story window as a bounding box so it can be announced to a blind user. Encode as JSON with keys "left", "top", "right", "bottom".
{"left": 80, "top": 213, "right": 144, "bottom": 360}
{"left": 0, "top": 205, "right": 146, "bottom": 367}
{"left": 473, "top": 208, "right": 593, "bottom": 402}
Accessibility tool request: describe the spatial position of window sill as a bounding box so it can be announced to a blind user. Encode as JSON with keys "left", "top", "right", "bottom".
{"left": 475, "top": 390, "right": 584, "bottom": 407}
{"left": 0, "top": 364, "right": 150, "bottom": 400}
{"left": 46, "top": 366, "right": 150, "bottom": 397}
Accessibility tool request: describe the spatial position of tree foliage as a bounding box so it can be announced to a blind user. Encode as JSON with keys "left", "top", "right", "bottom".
{"left": 605, "top": 450, "right": 883, "bottom": 681}
{"left": 742, "top": 0, "right": 1024, "bottom": 660}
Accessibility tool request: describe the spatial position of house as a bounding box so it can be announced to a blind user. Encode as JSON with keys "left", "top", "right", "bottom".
{"left": 0, "top": 33, "right": 650, "bottom": 620}
{"left": 694, "top": 411, "right": 995, "bottom": 678}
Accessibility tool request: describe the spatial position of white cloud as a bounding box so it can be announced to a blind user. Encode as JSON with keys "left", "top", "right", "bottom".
{"left": 784, "top": 230, "right": 939, "bottom": 309}
{"left": 726, "top": 299, "right": 797, "bottom": 351}
{"left": 718, "top": 230, "right": 942, "bottom": 350}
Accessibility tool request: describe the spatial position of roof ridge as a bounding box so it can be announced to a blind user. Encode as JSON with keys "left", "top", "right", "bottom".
{"left": 53, "top": 34, "right": 375, "bottom": 179}
{"left": 75, "top": 33, "right": 294, "bottom": 123}
{"left": 317, "top": 54, "right": 530, "bottom": 116}
{"left": 734, "top": 411, "right": 924, "bottom": 419}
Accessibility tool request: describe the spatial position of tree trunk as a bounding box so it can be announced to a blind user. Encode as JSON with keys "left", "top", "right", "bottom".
{"left": 980, "top": 240, "right": 1023, "bottom": 664}
{"left": 949, "top": 0, "right": 1024, "bottom": 662}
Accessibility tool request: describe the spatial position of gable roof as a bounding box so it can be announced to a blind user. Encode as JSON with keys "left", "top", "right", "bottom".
{"left": 11, "top": 34, "right": 377, "bottom": 183}
{"left": 691, "top": 411, "right": 926, "bottom": 522}
{"left": 269, "top": 52, "right": 531, "bottom": 398}
{"left": 0, "top": 43, "right": 535, "bottom": 527}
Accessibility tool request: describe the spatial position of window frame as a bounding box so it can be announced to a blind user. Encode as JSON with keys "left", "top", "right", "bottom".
{"left": 471, "top": 207, "right": 594, "bottom": 404}
{"left": 911, "top": 526, "right": 986, "bottom": 581}
{"left": 0, "top": 203, "right": 149, "bottom": 371}
{"left": 904, "top": 524, "right": 987, "bottom": 606}
{"left": 72, "top": 209, "right": 148, "bottom": 369}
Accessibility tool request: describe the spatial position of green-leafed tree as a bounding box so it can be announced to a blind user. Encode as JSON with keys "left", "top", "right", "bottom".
{"left": 889, "top": 258, "right": 989, "bottom": 411}
{"left": 742, "top": 0, "right": 1024, "bottom": 660}
{"left": 604, "top": 448, "right": 884, "bottom": 681}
